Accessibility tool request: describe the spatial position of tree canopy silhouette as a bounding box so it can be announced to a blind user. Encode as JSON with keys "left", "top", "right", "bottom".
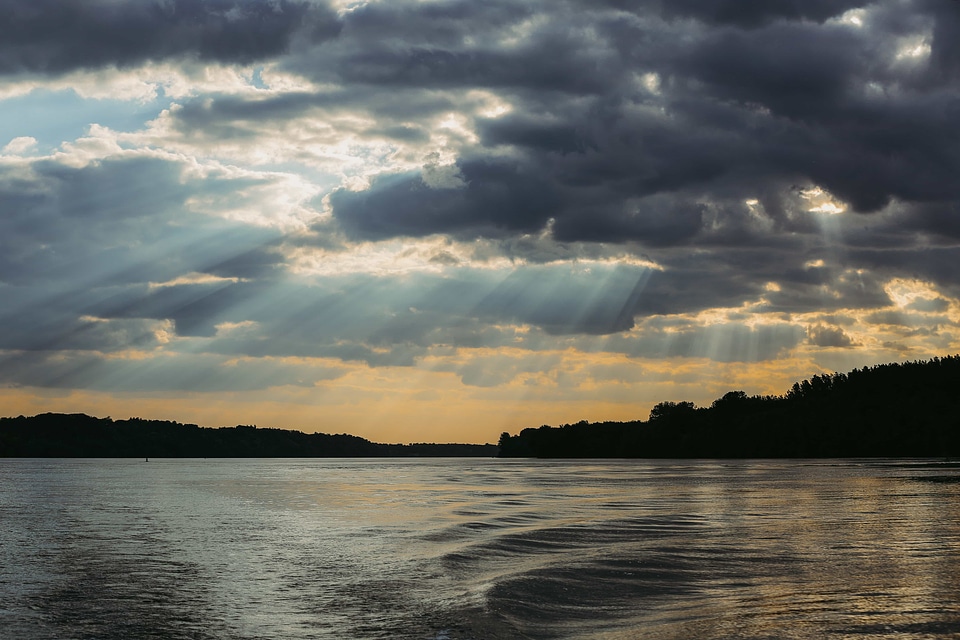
{"left": 0, "top": 414, "right": 497, "bottom": 458}
{"left": 498, "top": 355, "right": 960, "bottom": 458}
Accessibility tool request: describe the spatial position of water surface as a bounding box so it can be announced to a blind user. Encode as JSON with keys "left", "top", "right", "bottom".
{"left": 2, "top": 458, "right": 959, "bottom": 639}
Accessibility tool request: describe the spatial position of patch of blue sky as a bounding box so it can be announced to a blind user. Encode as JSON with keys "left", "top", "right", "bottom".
{"left": 0, "top": 89, "right": 165, "bottom": 154}
{"left": 251, "top": 67, "right": 268, "bottom": 90}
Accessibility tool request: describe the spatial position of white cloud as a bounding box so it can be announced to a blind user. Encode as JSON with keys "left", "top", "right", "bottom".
{"left": 2, "top": 136, "right": 36, "bottom": 155}
{"left": 0, "top": 62, "right": 319, "bottom": 103}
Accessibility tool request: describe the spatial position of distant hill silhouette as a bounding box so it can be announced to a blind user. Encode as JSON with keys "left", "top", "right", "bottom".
{"left": 0, "top": 414, "right": 497, "bottom": 458}
{"left": 498, "top": 355, "right": 960, "bottom": 458}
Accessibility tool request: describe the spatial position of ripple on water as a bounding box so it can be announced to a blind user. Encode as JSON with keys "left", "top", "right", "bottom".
{"left": 3, "top": 458, "right": 960, "bottom": 640}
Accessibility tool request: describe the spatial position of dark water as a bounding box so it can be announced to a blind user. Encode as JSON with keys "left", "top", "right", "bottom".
{"left": 2, "top": 458, "right": 959, "bottom": 639}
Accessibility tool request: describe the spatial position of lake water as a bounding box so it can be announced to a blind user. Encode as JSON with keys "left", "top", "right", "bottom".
{"left": 1, "top": 458, "right": 959, "bottom": 639}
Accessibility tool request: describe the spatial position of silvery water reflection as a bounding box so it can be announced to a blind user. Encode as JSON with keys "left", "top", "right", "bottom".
{"left": 1, "top": 459, "right": 958, "bottom": 639}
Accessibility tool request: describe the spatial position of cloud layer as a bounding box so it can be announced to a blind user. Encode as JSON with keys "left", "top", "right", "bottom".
{"left": 2, "top": 0, "right": 959, "bottom": 441}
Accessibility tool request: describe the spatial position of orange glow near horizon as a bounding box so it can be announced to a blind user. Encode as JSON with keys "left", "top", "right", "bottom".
{"left": 4, "top": 337, "right": 955, "bottom": 445}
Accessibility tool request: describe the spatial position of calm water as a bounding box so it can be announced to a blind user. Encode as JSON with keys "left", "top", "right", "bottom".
{"left": 1, "top": 458, "right": 959, "bottom": 639}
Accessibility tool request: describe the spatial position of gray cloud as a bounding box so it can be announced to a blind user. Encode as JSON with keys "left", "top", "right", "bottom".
{"left": 605, "top": 321, "right": 807, "bottom": 363}
{"left": 0, "top": 155, "right": 286, "bottom": 287}
{"left": 807, "top": 324, "right": 856, "bottom": 348}
{"left": 304, "top": 0, "right": 960, "bottom": 252}
{"left": 906, "top": 297, "right": 951, "bottom": 312}
{"left": 0, "top": 349, "right": 345, "bottom": 392}
{"left": 0, "top": 152, "right": 288, "bottom": 350}
{"left": 117, "top": 0, "right": 959, "bottom": 271}
{"left": 850, "top": 246, "right": 960, "bottom": 291}
{"left": 4, "top": 0, "right": 960, "bottom": 396}
{"left": 330, "top": 157, "right": 561, "bottom": 241}
{"left": 0, "top": 0, "right": 338, "bottom": 74}
{"left": 656, "top": 0, "right": 869, "bottom": 28}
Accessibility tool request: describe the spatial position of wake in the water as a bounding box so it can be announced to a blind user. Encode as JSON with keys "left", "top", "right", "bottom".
{"left": 2, "top": 458, "right": 959, "bottom": 639}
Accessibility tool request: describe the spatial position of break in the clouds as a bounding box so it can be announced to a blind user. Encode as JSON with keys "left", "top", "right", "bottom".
{"left": 1, "top": 0, "right": 959, "bottom": 442}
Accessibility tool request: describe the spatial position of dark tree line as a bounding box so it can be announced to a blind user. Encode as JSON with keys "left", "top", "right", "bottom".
{"left": 0, "top": 414, "right": 497, "bottom": 458}
{"left": 498, "top": 355, "right": 960, "bottom": 458}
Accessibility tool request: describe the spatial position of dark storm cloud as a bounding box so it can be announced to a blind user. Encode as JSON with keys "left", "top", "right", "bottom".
{"left": 903, "top": 202, "right": 960, "bottom": 241}
{"left": 925, "top": 0, "right": 960, "bottom": 81}
{"left": 108, "top": 0, "right": 958, "bottom": 271}
{"left": 313, "top": 0, "right": 615, "bottom": 94}
{"left": 657, "top": 0, "right": 868, "bottom": 28}
{"left": 330, "top": 157, "right": 560, "bottom": 240}
{"left": 11, "top": 0, "right": 960, "bottom": 247}
{"left": 550, "top": 197, "right": 707, "bottom": 247}
{"left": 0, "top": 0, "right": 338, "bottom": 74}
{"left": 760, "top": 271, "right": 893, "bottom": 314}
{"left": 849, "top": 246, "right": 960, "bottom": 290}
{"left": 807, "top": 324, "right": 856, "bottom": 348}
{"left": 676, "top": 22, "right": 861, "bottom": 120}
{"left": 306, "top": 0, "right": 960, "bottom": 246}
{"left": 6, "top": 0, "right": 960, "bottom": 371}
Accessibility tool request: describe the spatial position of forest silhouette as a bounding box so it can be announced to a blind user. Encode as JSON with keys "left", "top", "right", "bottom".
{"left": 3, "top": 356, "right": 959, "bottom": 458}
{"left": 498, "top": 355, "right": 960, "bottom": 458}
{"left": 0, "top": 414, "right": 496, "bottom": 458}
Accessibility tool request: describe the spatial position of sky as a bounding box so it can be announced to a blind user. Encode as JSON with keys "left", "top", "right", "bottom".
{"left": 1, "top": 0, "right": 959, "bottom": 444}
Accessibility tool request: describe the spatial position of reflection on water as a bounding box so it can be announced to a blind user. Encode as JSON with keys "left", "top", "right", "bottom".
{"left": 1, "top": 458, "right": 959, "bottom": 639}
